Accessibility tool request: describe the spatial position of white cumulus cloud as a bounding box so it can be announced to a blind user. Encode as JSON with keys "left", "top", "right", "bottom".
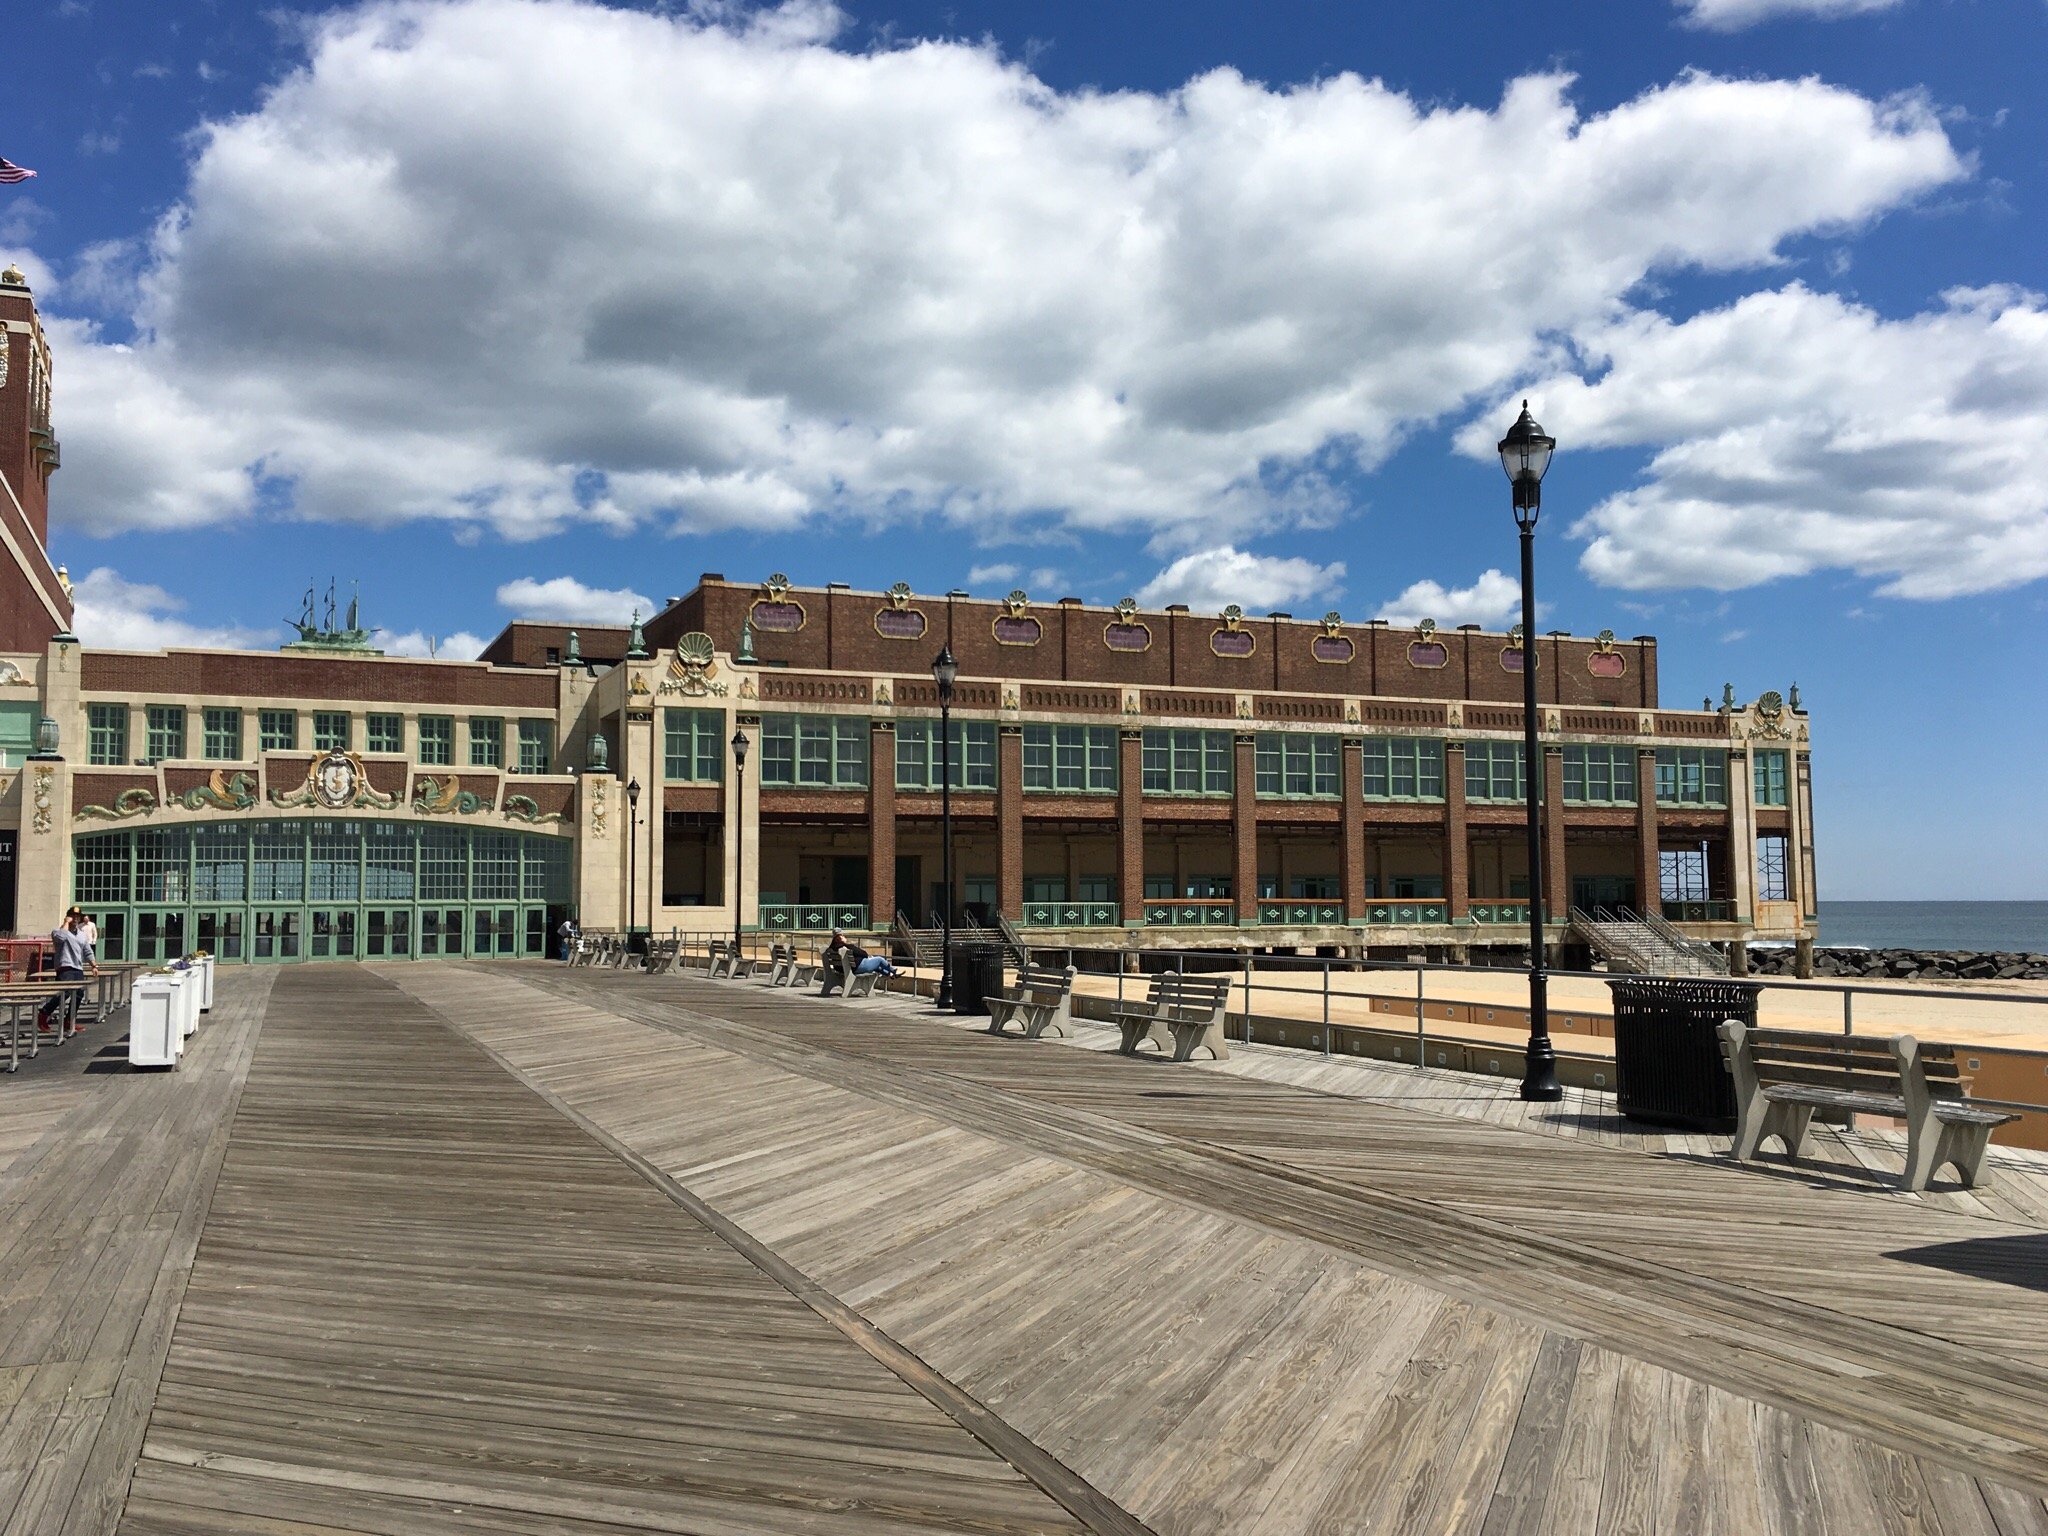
{"left": 33, "top": 0, "right": 1962, "bottom": 554}
{"left": 495, "top": 575, "right": 654, "bottom": 624}
{"left": 1136, "top": 546, "right": 1344, "bottom": 612}
{"left": 1676, "top": 0, "right": 1904, "bottom": 30}
{"left": 381, "top": 629, "right": 488, "bottom": 660}
{"left": 1375, "top": 569, "right": 1522, "bottom": 628}
{"left": 1465, "top": 285, "right": 2048, "bottom": 599}
{"left": 68, "top": 567, "right": 278, "bottom": 650}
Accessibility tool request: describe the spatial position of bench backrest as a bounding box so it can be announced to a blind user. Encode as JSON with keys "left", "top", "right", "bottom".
{"left": 1147, "top": 972, "right": 1231, "bottom": 1017}
{"left": 1009, "top": 964, "right": 1075, "bottom": 1000}
{"left": 1720, "top": 1023, "right": 1919, "bottom": 1110}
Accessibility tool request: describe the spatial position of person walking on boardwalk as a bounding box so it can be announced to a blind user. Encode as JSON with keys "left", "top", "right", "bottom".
{"left": 39, "top": 910, "right": 96, "bottom": 1036}
{"left": 556, "top": 915, "right": 578, "bottom": 962}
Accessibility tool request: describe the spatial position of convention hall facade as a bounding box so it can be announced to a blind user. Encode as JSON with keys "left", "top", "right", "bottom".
{"left": 0, "top": 263, "right": 1819, "bottom": 968}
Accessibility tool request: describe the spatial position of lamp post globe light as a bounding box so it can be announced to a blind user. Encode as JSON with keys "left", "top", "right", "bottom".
{"left": 1498, "top": 401, "right": 1564, "bottom": 1103}
{"left": 730, "top": 727, "right": 750, "bottom": 959}
{"left": 932, "top": 644, "right": 959, "bottom": 1010}
{"left": 625, "top": 777, "right": 643, "bottom": 957}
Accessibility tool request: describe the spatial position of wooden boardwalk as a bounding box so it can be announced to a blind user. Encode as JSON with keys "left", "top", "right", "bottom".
{"left": 6, "top": 958, "right": 2048, "bottom": 1531}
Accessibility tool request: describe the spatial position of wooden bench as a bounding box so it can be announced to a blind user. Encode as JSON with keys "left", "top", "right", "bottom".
{"left": 1719, "top": 1023, "right": 2019, "bottom": 1191}
{"left": 833, "top": 952, "right": 887, "bottom": 999}
{"left": 642, "top": 940, "right": 679, "bottom": 976}
{"left": 1112, "top": 972, "right": 1233, "bottom": 1062}
{"left": 986, "top": 963, "right": 1077, "bottom": 1039}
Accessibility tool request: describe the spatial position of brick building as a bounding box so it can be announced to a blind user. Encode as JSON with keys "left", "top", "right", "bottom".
{"left": 0, "top": 268, "right": 1819, "bottom": 965}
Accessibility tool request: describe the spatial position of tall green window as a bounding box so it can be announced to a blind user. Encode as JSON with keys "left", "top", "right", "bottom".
{"left": 1362, "top": 738, "right": 1443, "bottom": 800}
{"left": 1464, "top": 741, "right": 1526, "bottom": 802}
{"left": 202, "top": 707, "right": 243, "bottom": 761}
{"left": 1141, "top": 729, "right": 1232, "bottom": 795}
{"left": 259, "top": 709, "right": 297, "bottom": 752}
{"left": 366, "top": 713, "right": 403, "bottom": 754}
{"left": 418, "top": 715, "right": 453, "bottom": 765}
{"left": 468, "top": 717, "right": 504, "bottom": 769}
{"left": 145, "top": 705, "right": 186, "bottom": 763}
{"left": 1562, "top": 745, "right": 1637, "bottom": 805}
{"left": 897, "top": 720, "right": 994, "bottom": 791}
{"left": 313, "top": 711, "right": 351, "bottom": 752}
{"left": 761, "top": 715, "right": 868, "bottom": 788}
{"left": 88, "top": 703, "right": 128, "bottom": 766}
{"left": 516, "top": 719, "right": 553, "bottom": 774}
{"left": 1752, "top": 749, "right": 1788, "bottom": 807}
{"left": 0, "top": 702, "right": 32, "bottom": 770}
{"left": 664, "top": 709, "right": 725, "bottom": 782}
{"left": 1021, "top": 724, "right": 1116, "bottom": 792}
{"left": 1254, "top": 733, "right": 1339, "bottom": 798}
{"left": 1655, "top": 747, "right": 1728, "bottom": 807}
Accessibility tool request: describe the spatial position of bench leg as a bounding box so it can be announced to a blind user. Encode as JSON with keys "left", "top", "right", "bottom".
{"left": 1023, "top": 1012, "right": 1067, "bottom": 1040}
{"left": 986, "top": 1005, "right": 1016, "bottom": 1036}
{"left": 1737, "top": 1099, "right": 1814, "bottom": 1162}
{"left": 1172, "top": 1020, "right": 1228, "bottom": 1063}
{"left": 1909, "top": 1120, "right": 1997, "bottom": 1192}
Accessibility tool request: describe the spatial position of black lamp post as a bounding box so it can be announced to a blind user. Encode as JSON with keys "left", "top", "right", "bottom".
{"left": 730, "top": 727, "right": 749, "bottom": 959}
{"left": 1498, "top": 401, "right": 1563, "bottom": 1103}
{"left": 932, "top": 644, "right": 959, "bottom": 1009}
{"left": 625, "top": 777, "right": 642, "bottom": 954}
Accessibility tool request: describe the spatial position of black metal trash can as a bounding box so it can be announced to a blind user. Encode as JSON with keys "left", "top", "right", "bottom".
{"left": 1606, "top": 977, "right": 1760, "bottom": 1132}
{"left": 950, "top": 943, "right": 1004, "bottom": 1017}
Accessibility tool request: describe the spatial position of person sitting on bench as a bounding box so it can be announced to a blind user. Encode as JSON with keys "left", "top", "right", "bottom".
{"left": 819, "top": 930, "right": 863, "bottom": 996}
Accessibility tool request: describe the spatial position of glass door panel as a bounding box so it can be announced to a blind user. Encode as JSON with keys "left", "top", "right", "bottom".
{"left": 253, "top": 910, "right": 301, "bottom": 962}
{"left": 194, "top": 910, "right": 245, "bottom": 961}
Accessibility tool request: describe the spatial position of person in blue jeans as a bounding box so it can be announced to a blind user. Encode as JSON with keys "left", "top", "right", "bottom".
{"left": 40, "top": 911, "right": 96, "bottom": 1035}
{"left": 556, "top": 917, "right": 578, "bottom": 962}
{"left": 853, "top": 954, "right": 900, "bottom": 979}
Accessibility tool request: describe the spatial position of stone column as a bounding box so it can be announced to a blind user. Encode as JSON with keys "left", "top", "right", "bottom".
{"left": 1117, "top": 729, "right": 1145, "bottom": 927}
{"left": 1542, "top": 743, "right": 1568, "bottom": 922}
{"left": 733, "top": 715, "right": 760, "bottom": 934}
{"left": 1634, "top": 747, "right": 1660, "bottom": 918}
{"left": 997, "top": 725, "right": 1024, "bottom": 922}
{"left": 1232, "top": 732, "right": 1260, "bottom": 923}
{"left": 867, "top": 720, "right": 896, "bottom": 926}
{"left": 1726, "top": 747, "right": 1754, "bottom": 925}
{"left": 1443, "top": 741, "right": 1469, "bottom": 921}
{"left": 1340, "top": 738, "right": 1367, "bottom": 920}
{"left": 1794, "top": 935, "right": 1815, "bottom": 980}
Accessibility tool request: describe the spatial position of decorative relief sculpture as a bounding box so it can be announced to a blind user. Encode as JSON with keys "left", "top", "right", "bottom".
{"left": 182, "top": 768, "right": 257, "bottom": 811}
{"left": 750, "top": 573, "right": 806, "bottom": 633}
{"left": 1502, "top": 623, "right": 1538, "bottom": 673}
{"left": 414, "top": 774, "right": 489, "bottom": 815}
{"left": 873, "top": 680, "right": 893, "bottom": 706}
{"left": 589, "top": 775, "right": 610, "bottom": 835}
{"left": 0, "top": 659, "right": 28, "bottom": 686}
{"left": 1311, "top": 612, "right": 1354, "bottom": 664}
{"left": 269, "top": 750, "right": 399, "bottom": 810}
{"left": 874, "top": 582, "right": 927, "bottom": 640}
{"left": 660, "top": 632, "right": 728, "bottom": 698}
{"left": 1210, "top": 604, "right": 1256, "bottom": 658}
{"left": 1752, "top": 689, "right": 1793, "bottom": 740}
{"left": 1587, "top": 628, "right": 1626, "bottom": 678}
{"left": 992, "top": 590, "right": 1041, "bottom": 646}
{"left": 1002, "top": 687, "right": 1020, "bottom": 711}
{"left": 1407, "top": 618, "right": 1448, "bottom": 669}
{"left": 504, "top": 794, "right": 568, "bottom": 825}
{"left": 1103, "top": 597, "right": 1151, "bottom": 653}
{"left": 77, "top": 787, "right": 157, "bottom": 821}
{"left": 32, "top": 765, "right": 55, "bottom": 832}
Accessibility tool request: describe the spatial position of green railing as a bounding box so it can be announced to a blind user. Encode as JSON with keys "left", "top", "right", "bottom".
{"left": 1257, "top": 902, "right": 1346, "bottom": 926}
{"left": 1362, "top": 901, "right": 1450, "bottom": 924}
{"left": 1143, "top": 900, "right": 1238, "bottom": 927}
{"left": 758, "top": 902, "right": 869, "bottom": 932}
{"left": 1020, "top": 902, "right": 1121, "bottom": 928}
{"left": 1662, "top": 900, "right": 1734, "bottom": 923}
{"left": 1466, "top": 902, "right": 1531, "bottom": 925}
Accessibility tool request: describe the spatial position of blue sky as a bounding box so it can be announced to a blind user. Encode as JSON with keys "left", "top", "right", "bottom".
{"left": 6, "top": 0, "right": 2047, "bottom": 899}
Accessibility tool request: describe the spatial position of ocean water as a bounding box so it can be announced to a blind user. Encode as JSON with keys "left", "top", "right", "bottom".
{"left": 1815, "top": 901, "right": 2048, "bottom": 954}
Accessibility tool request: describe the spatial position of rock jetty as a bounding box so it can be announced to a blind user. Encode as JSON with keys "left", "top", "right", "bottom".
{"left": 1747, "top": 947, "right": 2048, "bottom": 981}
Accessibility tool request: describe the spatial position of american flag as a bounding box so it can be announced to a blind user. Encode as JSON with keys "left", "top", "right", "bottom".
{"left": 0, "top": 158, "right": 37, "bottom": 185}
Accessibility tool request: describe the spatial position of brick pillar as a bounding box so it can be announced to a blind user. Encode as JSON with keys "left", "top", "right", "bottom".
{"left": 867, "top": 720, "right": 896, "bottom": 926}
{"left": 1444, "top": 742, "right": 1469, "bottom": 921}
{"left": 1340, "top": 738, "right": 1367, "bottom": 920}
{"left": 1118, "top": 729, "right": 1145, "bottom": 925}
{"left": 1634, "top": 747, "right": 1660, "bottom": 918}
{"left": 997, "top": 725, "right": 1024, "bottom": 921}
{"left": 1233, "top": 733, "right": 1259, "bottom": 921}
{"left": 1542, "top": 743, "right": 1568, "bottom": 920}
